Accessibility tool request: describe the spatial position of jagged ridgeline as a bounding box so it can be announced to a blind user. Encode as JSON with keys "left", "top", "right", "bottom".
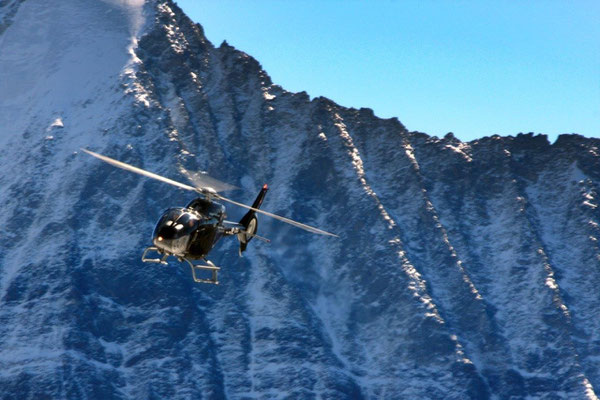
{"left": 0, "top": 0, "right": 599, "bottom": 399}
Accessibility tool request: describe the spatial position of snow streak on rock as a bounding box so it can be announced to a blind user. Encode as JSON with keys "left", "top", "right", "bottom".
{"left": 333, "top": 112, "right": 396, "bottom": 230}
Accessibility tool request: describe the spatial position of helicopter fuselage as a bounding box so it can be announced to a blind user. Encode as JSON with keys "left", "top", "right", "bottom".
{"left": 152, "top": 198, "right": 226, "bottom": 260}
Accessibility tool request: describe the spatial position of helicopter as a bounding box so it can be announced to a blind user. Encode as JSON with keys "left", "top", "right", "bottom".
{"left": 82, "top": 149, "right": 337, "bottom": 284}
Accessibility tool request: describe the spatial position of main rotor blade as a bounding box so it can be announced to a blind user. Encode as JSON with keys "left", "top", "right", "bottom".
{"left": 81, "top": 149, "right": 197, "bottom": 192}
{"left": 180, "top": 167, "right": 238, "bottom": 193}
{"left": 83, "top": 148, "right": 338, "bottom": 237}
{"left": 216, "top": 194, "right": 338, "bottom": 237}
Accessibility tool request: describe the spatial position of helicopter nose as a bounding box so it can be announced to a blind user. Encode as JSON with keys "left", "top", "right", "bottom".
{"left": 156, "top": 225, "right": 177, "bottom": 240}
{"left": 152, "top": 208, "right": 199, "bottom": 256}
{"left": 153, "top": 233, "right": 188, "bottom": 255}
{"left": 153, "top": 221, "right": 192, "bottom": 256}
{"left": 154, "top": 225, "right": 179, "bottom": 243}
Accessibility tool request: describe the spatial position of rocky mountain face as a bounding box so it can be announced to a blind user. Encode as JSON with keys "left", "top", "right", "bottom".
{"left": 1, "top": 0, "right": 599, "bottom": 398}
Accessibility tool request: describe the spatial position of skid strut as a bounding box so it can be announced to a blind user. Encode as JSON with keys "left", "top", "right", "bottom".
{"left": 142, "top": 247, "right": 168, "bottom": 264}
{"left": 141, "top": 247, "right": 220, "bottom": 284}
{"left": 180, "top": 258, "right": 220, "bottom": 285}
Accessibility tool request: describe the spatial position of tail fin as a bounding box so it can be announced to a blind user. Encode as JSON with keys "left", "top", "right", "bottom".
{"left": 237, "top": 184, "right": 268, "bottom": 256}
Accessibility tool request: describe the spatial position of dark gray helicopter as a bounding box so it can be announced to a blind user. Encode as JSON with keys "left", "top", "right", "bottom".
{"left": 83, "top": 149, "right": 337, "bottom": 284}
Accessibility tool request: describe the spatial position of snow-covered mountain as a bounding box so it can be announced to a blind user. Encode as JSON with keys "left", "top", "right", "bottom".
{"left": 1, "top": 1, "right": 599, "bottom": 398}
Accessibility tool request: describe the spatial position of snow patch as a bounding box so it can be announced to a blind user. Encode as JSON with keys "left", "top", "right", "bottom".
{"left": 48, "top": 117, "right": 64, "bottom": 130}
{"left": 403, "top": 142, "right": 420, "bottom": 172}
{"left": 583, "top": 376, "right": 599, "bottom": 400}
{"left": 262, "top": 90, "right": 276, "bottom": 101}
{"left": 158, "top": 4, "right": 189, "bottom": 55}
{"left": 444, "top": 142, "right": 473, "bottom": 162}
{"left": 583, "top": 189, "right": 598, "bottom": 209}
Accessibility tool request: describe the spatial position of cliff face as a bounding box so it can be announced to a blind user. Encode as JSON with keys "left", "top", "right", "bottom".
{"left": 0, "top": 1, "right": 599, "bottom": 399}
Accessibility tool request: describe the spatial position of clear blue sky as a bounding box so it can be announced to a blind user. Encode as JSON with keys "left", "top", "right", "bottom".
{"left": 175, "top": 1, "right": 599, "bottom": 143}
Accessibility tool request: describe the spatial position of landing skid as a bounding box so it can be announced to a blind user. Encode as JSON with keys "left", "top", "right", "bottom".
{"left": 142, "top": 246, "right": 168, "bottom": 264}
{"left": 141, "top": 247, "right": 220, "bottom": 285}
{"left": 180, "top": 257, "right": 219, "bottom": 285}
